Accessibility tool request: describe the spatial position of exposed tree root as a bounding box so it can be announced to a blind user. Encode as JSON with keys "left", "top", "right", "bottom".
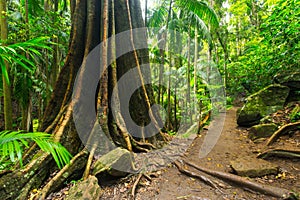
{"left": 258, "top": 149, "right": 300, "bottom": 159}
{"left": 174, "top": 161, "right": 223, "bottom": 194}
{"left": 131, "top": 173, "right": 143, "bottom": 199}
{"left": 83, "top": 144, "right": 97, "bottom": 180}
{"left": 183, "top": 160, "right": 297, "bottom": 199}
{"left": 129, "top": 135, "right": 157, "bottom": 150}
{"left": 267, "top": 121, "right": 300, "bottom": 146}
{"left": 53, "top": 102, "right": 74, "bottom": 142}
{"left": 0, "top": 170, "right": 11, "bottom": 179}
{"left": 130, "top": 173, "right": 153, "bottom": 199}
{"left": 45, "top": 104, "right": 68, "bottom": 133}
{"left": 35, "top": 150, "right": 88, "bottom": 200}
{"left": 0, "top": 152, "right": 53, "bottom": 199}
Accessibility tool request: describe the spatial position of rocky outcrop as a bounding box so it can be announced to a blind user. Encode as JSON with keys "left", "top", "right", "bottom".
{"left": 274, "top": 70, "right": 300, "bottom": 102}
{"left": 65, "top": 176, "right": 102, "bottom": 200}
{"left": 274, "top": 71, "right": 300, "bottom": 90}
{"left": 237, "top": 85, "right": 290, "bottom": 126}
{"left": 249, "top": 123, "right": 278, "bottom": 140}
{"left": 230, "top": 156, "right": 279, "bottom": 177}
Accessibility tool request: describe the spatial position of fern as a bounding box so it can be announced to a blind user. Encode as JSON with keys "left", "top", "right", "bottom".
{"left": 0, "top": 130, "right": 72, "bottom": 169}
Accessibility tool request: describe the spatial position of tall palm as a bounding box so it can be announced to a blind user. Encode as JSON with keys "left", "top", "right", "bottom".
{"left": 147, "top": 0, "right": 219, "bottom": 130}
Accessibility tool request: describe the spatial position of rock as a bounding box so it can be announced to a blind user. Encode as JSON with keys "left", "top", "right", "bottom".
{"left": 259, "top": 115, "right": 274, "bottom": 124}
{"left": 274, "top": 70, "right": 300, "bottom": 90}
{"left": 65, "top": 176, "right": 102, "bottom": 200}
{"left": 230, "top": 156, "right": 279, "bottom": 177}
{"left": 249, "top": 123, "right": 278, "bottom": 140}
{"left": 237, "top": 84, "right": 290, "bottom": 126}
{"left": 92, "top": 147, "right": 133, "bottom": 177}
{"left": 274, "top": 70, "right": 300, "bottom": 102}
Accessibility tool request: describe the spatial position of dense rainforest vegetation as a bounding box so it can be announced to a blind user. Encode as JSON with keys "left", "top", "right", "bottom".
{"left": 0, "top": 0, "right": 299, "bottom": 199}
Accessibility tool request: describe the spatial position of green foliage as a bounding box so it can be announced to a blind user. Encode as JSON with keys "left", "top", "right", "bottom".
{"left": 175, "top": 0, "right": 219, "bottom": 28}
{"left": 0, "top": 37, "right": 52, "bottom": 84}
{"left": 0, "top": 130, "right": 72, "bottom": 169}
{"left": 290, "top": 105, "right": 300, "bottom": 122}
{"left": 260, "top": 0, "right": 299, "bottom": 70}
{"left": 225, "top": 0, "right": 299, "bottom": 96}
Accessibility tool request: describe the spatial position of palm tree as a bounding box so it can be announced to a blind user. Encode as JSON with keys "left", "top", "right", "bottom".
{"left": 147, "top": 0, "right": 218, "bottom": 130}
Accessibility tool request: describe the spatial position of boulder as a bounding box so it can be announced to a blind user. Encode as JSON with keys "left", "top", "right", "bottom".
{"left": 249, "top": 123, "right": 278, "bottom": 140}
{"left": 237, "top": 85, "right": 290, "bottom": 126}
{"left": 274, "top": 70, "right": 300, "bottom": 102}
{"left": 274, "top": 71, "right": 300, "bottom": 90}
{"left": 92, "top": 147, "right": 133, "bottom": 177}
{"left": 65, "top": 176, "right": 102, "bottom": 200}
{"left": 230, "top": 156, "right": 279, "bottom": 177}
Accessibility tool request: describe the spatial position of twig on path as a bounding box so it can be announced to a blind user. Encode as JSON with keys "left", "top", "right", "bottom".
{"left": 183, "top": 160, "right": 297, "bottom": 199}
{"left": 174, "top": 161, "right": 224, "bottom": 194}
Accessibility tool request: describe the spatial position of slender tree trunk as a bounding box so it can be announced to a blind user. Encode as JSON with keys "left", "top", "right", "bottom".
{"left": 158, "top": 0, "right": 172, "bottom": 105}
{"left": 186, "top": 26, "right": 192, "bottom": 125}
{"left": 167, "top": 50, "right": 172, "bottom": 131}
{"left": 144, "top": 0, "right": 148, "bottom": 26}
{"left": 0, "top": 0, "right": 13, "bottom": 130}
{"left": 194, "top": 28, "right": 198, "bottom": 114}
{"left": 216, "top": 30, "right": 229, "bottom": 88}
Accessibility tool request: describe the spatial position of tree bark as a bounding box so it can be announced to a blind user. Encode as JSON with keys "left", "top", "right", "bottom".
{"left": 0, "top": 0, "right": 166, "bottom": 199}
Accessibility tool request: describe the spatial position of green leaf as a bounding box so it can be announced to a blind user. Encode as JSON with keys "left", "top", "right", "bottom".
{"left": 0, "top": 131, "right": 72, "bottom": 168}
{"left": 0, "top": 57, "right": 9, "bottom": 85}
{"left": 175, "top": 0, "right": 219, "bottom": 28}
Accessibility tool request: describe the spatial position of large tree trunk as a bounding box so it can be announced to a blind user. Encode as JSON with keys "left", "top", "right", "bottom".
{"left": 0, "top": 0, "right": 165, "bottom": 199}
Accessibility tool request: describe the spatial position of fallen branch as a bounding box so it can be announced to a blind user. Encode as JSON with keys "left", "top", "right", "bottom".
{"left": 258, "top": 149, "right": 300, "bottom": 159}
{"left": 174, "top": 161, "right": 223, "bottom": 194}
{"left": 183, "top": 160, "right": 297, "bottom": 199}
{"left": 267, "top": 121, "right": 300, "bottom": 146}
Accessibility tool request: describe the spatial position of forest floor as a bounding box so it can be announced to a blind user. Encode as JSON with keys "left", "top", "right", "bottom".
{"left": 98, "top": 107, "right": 300, "bottom": 200}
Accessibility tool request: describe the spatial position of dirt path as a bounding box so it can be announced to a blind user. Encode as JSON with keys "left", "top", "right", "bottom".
{"left": 100, "top": 108, "right": 300, "bottom": 200}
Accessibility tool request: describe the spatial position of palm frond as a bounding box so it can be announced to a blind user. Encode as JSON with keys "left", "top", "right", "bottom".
{"left": 148, "top": 6, "right": 169, "bottom": 28}
{"left": 0, "top": 130, "right": 72, "bottom": 169}
{"left": 0, "top": 57, "right": 9, "bottom": 84}
{"left": 0, "top": 36, "right": 52, "bottom": 85}
{"left": 187, "top": 11, "right": 212, "bottom": 44}
{"left": 175, "top": 0, "right": 219, "bottom": 28}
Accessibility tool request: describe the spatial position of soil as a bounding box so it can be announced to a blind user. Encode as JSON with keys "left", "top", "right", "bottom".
{"left": 98, "top": 107, "right": 300, "bottom": 200}
{"left": 46, "top": 106, "right": 300, "bottom": 200}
